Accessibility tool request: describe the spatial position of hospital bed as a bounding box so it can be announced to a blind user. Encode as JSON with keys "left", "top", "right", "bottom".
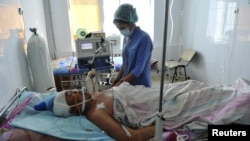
{"left": 52, "top": 56, "right": 158, "bottom": 91}
{"left": 0, "top": 86, "right": 203, "bottom": 141}
{"left": 1, "top": 77, "right": 250, "bottom": 141}
{"left": 0, "top": 87, "right": 115, "bottom": 141}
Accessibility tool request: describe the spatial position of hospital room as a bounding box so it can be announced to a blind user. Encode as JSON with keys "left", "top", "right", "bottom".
{"left": 1, "top": 0, "right": 250, "bottom": 140}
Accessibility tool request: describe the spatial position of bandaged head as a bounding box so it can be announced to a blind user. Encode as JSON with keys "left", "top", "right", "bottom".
{"left": 114, "top": 3, "right": 138, "bottom": 23}
{"left": 53, "top": 89, "right": 87, "bottom": 117}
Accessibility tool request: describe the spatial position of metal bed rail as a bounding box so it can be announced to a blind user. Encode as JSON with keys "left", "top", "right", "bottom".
{"left": 0, "top": 87, "right": 27, "bottom": 118}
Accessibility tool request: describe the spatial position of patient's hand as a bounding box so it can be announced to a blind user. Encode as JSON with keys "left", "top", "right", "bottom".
{"left": 129, "top": 125, "right": 155, "bottom": 141}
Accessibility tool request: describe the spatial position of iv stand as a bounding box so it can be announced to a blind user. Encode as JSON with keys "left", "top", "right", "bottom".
{"left": 154, "top": 0, "right": 170, "bottom": 140}
{"left": 87, "top": 41, "right": 106, "bottom": 92}
{"left": 87, "top": 50, "right": 99, "bottom": 92}
{"left": 89, "top": 55, "right": 96, "bottom": 92}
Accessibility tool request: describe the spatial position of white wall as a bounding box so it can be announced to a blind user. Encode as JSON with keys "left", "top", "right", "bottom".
{"left": 0, "top": 0, "right": 29, "bottom": 108}
{"left": 154, "top": 0, "right": 250, "bottom": 84}
{"left": 153, "top": 0, "right": 184, "bottom": 71}
{"left": 48, "top": 0, "right": 72, "bottom": 58}
{"left": 182, "top": 0, "right": 250, "bottom": 84}
{"left": 20, "top": 0, "right": 47, "bottom": 42}
{"left": 0, "top": 0, "right": 47, "bottom": 108}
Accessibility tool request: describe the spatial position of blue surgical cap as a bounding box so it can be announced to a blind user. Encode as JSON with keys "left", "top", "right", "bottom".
{"left": 114, "top": 4, "right": 138, "bottom": 23}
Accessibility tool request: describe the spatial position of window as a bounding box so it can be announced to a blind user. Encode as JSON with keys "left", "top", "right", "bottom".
{"left": 207, "top": 0, "right": 236, "bottom": 43}
{"left": 69, "top": 0, "right": 154, "bottom": 40}
{"left": 69, "top": 0, "right": 101, "bottom": 37}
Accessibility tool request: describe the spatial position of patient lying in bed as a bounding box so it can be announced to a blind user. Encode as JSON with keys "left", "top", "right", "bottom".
{"left": 34, "top": 87, "right": 155, "bottom": 141}
{"left": 33, "top": 77, "right": 250, "bottom": 141}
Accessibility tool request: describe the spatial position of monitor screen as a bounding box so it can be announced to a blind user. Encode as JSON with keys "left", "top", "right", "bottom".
{"left": 81, "top": 42, "right": 93, "bottom": 50}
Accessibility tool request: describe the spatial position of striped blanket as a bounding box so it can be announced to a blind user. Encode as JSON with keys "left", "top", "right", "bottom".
{"left": 112, "top": 78, "right": 250, "bottom": 130}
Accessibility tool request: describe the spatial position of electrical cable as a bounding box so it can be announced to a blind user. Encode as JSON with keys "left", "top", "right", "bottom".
{"left": 220, "top": 2, "right": 237, "bottom": 84}
{"left": 109, "top": 40, "right": 116, "bottom": 85}
{"left": 166, "top": 0, "right": 175, "bottom": 79}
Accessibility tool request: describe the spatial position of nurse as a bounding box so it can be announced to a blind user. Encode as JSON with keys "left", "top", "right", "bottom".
{"left": 112, "top": 3, "right": 153, "bottom": 87}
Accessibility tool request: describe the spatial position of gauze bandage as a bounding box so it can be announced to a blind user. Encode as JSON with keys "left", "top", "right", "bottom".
{"left": 53, "top": 90, "right": 89, "bottom": 117}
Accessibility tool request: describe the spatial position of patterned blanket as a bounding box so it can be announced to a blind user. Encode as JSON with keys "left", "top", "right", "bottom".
{"left": 112, "top": 78, "right": 250, "bottom": 131}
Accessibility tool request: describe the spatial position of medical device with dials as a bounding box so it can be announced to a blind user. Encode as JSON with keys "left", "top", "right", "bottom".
{"left": 75, "top": 37, "right": 112, "bottom": 72}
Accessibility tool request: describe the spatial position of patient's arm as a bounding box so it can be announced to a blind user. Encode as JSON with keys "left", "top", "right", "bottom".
{"left": 86, "top": 109, "right": 155, "bottom": 141}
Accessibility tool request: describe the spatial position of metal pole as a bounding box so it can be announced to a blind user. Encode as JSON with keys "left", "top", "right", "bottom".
{"left": 154, "top": 0, "right": 170, "bottom": 140}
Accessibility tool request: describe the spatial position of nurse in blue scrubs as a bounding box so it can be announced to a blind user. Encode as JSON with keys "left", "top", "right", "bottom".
{"left": 112, "top": 3, "right": 153, "bottom": 87}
